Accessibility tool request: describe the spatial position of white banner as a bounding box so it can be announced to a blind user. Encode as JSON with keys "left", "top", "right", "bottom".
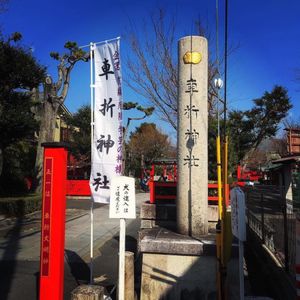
{"left": 89, "top": 39, "right": 123, "bottom": 203}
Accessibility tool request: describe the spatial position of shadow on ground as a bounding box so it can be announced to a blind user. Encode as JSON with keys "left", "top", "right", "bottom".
{"left": 0, "top": 202, "right": 26, "bottom": 300}
{"left": 244, "top": 240, "right": 277, "bottom": 299}
{"left": 65, "top": 249, "right": 91, "bottom": 285}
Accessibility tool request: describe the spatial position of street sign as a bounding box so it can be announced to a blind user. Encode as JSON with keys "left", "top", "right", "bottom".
{"left": 109, "top": 176, "right": 136, "bottom": 300}
{"left": 109, "top": 176, "right": 136, "bottom": 219}
{"left": 230, "top": 186, "right": 246, "bottom": 300}
{"left": 230, "top": 187, "right": 246, "bottom": 241}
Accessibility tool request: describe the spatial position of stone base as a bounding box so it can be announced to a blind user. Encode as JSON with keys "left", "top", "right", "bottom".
{"left": 139, "top": 227, "right": 216, "bottom": 256}
{"left": 139, "top": 227, "right": 240, "bottom": 300}
{"left": 140, "top": 202, "right": 176, "bottom": 220}
{"left": 139, "top": 227, "right": 217, "bottom": 299}
{"left": 141, "top": 219, "right": 177, "bottom": 230}
{"left": 140, "top": 201, "right": 219, "bottom": 231}
{"left": 141, "top": 253, "right": 217, "bottom": 300}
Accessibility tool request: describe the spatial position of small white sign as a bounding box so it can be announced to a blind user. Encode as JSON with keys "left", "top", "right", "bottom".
{"left": 230, "top": 187, "right": 246, "bottom": 241}
{"left": 109, "top": 176, "right": 136, "bottom": 219}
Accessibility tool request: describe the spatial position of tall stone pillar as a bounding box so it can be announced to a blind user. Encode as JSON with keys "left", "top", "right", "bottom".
{"left": 177, "top": 36, "right": 208, "bottom": 238}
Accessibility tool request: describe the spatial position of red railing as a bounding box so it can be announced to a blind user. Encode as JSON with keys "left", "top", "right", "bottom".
{"left": 66, "top": 179, "right": 230, "bottom": 207}
{"left": 208, "top": 183, "right": 230, "bottom": 206}
{"left": 66, "top": 180, "right": 91, "bottom": 196}
{"left": 149, "top": 181, "right": 177, "bottom": 203}
{"left": 149, "top": 181, "right": 230, "bottom": 205}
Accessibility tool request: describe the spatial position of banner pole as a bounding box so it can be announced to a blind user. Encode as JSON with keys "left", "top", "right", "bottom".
{"left": 90, "top": 201, "right": 94, "bottom": 284}
{"left": 118, "top": 218, "right": 126, "bottom": 300}
{"left": 239, "top": 239, "right": 244, "bottom": 300}
{"left": 90, "top": 42, "right": 95, "bottom": 285}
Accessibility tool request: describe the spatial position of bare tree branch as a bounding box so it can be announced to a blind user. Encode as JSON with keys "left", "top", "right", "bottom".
{"left": 125, "top": 9, "right": 221, "bottom": 130}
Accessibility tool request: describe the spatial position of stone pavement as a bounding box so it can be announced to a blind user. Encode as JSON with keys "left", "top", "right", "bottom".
{"left": 0, "top": 193, "right": 146, "bottom": 261}
{"left": 0, "top": 192, "right": 147, "bottom": 300}
{"left": 0, "top": 192, "right": 274, "bottom": 299}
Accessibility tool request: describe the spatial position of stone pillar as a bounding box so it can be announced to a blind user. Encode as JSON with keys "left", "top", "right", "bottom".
{"left": 125, "top": 251, "right": 135, "bottom": 300}
{"left": 177, "top": 36, "right": 208, "bottom": 238}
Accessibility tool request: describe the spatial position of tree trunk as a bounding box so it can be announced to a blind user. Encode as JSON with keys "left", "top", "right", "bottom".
{"left": 34, "top": 91, "right": 58, "bottom": 193}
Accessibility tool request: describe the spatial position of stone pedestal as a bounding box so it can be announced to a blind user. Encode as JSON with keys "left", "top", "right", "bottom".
{"left": 140, "top": 201, "right": 219, "bottom": 231}
{"left": 177, "top": 36, "right": 208, "bottom": 238}
{"left": 139, "top": 228, "right": 239, "bottom": 300}
{"left": 139, "top": 228, "right": 217, "bottom": 300}
{"left": 71, "top": 285, "right": 105, "bottom": 300}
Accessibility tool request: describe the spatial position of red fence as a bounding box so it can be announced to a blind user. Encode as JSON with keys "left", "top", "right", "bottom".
{"left": 149, "top": 181, "right": 230, "bottom": 205}
{"left": 66, "top": 180, "right": 230, "bottom": 206}
{"left": 66, "top": 180, "right": 91, "bottom": 196}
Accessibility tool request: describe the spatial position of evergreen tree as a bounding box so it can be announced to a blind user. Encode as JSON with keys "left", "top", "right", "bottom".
{"left": 0, "top": 33, "right": 45, "bottom": 194}
{"left": 228, "top": 85, "right": 292, "bottom": 166}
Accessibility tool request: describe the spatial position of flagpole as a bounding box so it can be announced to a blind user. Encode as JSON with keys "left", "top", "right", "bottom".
{"left": 79, "top": 37, "right": 120, "bottom": 49}
{"left": 89, "top": 42, "right": 95, "bottom": 285}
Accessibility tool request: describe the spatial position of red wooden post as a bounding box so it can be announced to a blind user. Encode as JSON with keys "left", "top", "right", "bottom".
{"left": 39, "top": 143, "right": 68, "bottom": 300}
{"left": 149, "top": 180, "right": 155, "bottom": 204}
{"left": 237, "top": 165, "right": 241, "bottom": 181}
{"left": 173, "top": 164, "right": 177, "bottom": 181}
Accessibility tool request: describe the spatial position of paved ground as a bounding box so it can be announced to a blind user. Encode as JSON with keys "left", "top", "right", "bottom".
{"left": 0, "top": 191, "right": 276, "bottom": 300}
{"left": 0, "top": 192, "right": 148, "bottom": 300}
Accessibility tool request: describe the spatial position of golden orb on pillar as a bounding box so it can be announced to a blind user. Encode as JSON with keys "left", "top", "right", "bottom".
{"left": 183, "top": 51, "right": 202, "bottom": 64}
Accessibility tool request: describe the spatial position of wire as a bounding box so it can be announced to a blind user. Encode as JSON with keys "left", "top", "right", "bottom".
{"left": 215, "top": 0, "right": 220, "bottom": 77}
{"left": 215, "top": 0, "right": 221, "bottom": 136}
{"left": 224, "top": 0, "right": 228, "bottom": 138}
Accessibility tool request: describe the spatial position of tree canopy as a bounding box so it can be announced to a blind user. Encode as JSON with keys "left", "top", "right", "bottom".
{"left": 66, "top": 102, "right": 155, "bottom": 174}
{"left": 207, "top": 86, "right": 292, "bottom": 180}
{"left": 126, "top": 122, "right": 174, "bottom": 176}
{"left": 33, "top": 41, "right": 89, "bottom": 191}
{"left": 0, "top": 33, "right": 45, "bottom": 150}
{"left": 228, "top": 85, "right": 292, "bottom": 166}
{"left": 0, "top": 33, "right": 45, "bottom": 194}
{"left": 66, "top": 104, "right": 91, "bottom": 161}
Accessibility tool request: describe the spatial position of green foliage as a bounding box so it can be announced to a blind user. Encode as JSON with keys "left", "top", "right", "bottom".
{"left": 64, "top": 41, "right": 78, "bottom": 50}
{"left": 0, "top": 141, "right": 36, "bottom": 195}
{"left": 123, "top": 102, "right": 137, "bottom": 110}
{"left": 123, "top": 102, "right": 155, "bottom": 118}
{"left": 208, "top": 116, "right": 217, "bottom": 180}
{"left": 0, "top": 35, "right": 45, "bottom": 149}
{"left": 207, "top": 117, "right": 236, "bottom": 180}
{"left": 0, "top": 36, "right": 45, "bottom": 93}
{"left": 0, "top": 34, "right": 45, "bottom": 194}
{"left": 65, "top": 105, "right": 91, "bottom": 160}
{"left": 9, "top": 32, "right": 22, "bottom": 42}
{"left": 50, "top": 41, "right": 88, "bottom": 63}
{"left": 0, "top": 194, "right": 41, "bottom": 217}
{"left": 136, "top": 105, "right": 155, "bottom": 116}
{"left": 228, "top": 86, "right": 292, "bottom": 165}
{"left": 208, "top": 86, "right": 292, "bottom": 180}
{"left": 50, "top": 51, "right": 60, "bottom": 60}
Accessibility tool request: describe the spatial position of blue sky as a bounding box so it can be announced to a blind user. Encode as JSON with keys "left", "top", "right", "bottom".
{"left": 1, "top": 0, "right": 299, "bottom": 140}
